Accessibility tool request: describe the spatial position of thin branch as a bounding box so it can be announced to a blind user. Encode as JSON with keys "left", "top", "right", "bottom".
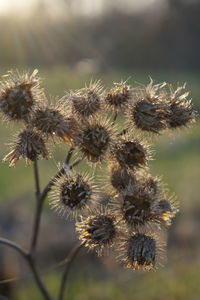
{"left": 0, "top": 238, "right": 52, "bottom": 300}
{"left": 0, "top": 238, "right": 28, "bottom": 258}
{"left": 65, "top": 147, "right": 75, "bottom": 164}
{"left": 58, "top": 243, "right": 85, "bottom": 300}
{"left": 27, "top": 256, "right": 53, "bottom": 300}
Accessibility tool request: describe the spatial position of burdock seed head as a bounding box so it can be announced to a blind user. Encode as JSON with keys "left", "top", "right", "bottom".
{"left": 66, "top": 80, "right": 103, "bottom": 118}
{"left": 152, "top": 195, "right": 179, "bottom": 226}
{"left": 118, "top": 231, "right": 164, "bottom": 271}
{"left": 166, "top": 84, "right": 196, "bottom": 129}
{"left": 31, "top": 101, "right": 79, "bottom": 144}
{"left": 3, "top": 128, "right": 49, "bottom": 167}
{"left": 104, "top": 80, "right": 133, "bottom": 111}
{"left": 76, "top": 206, "right": 117, "bottom": 255}
{"left": 0, "top": 69, "right": 43, "bottom": 122}
{"left": 75, "top": 117, "right": 114, "bottom": 163}
{"left": 110, "top": 134, "right": 151, "bottom": 169}
{"left": 50, "top": 172, "right": 97, "bottom": 219}
{"left": 126, "top": 79, "right": 168, "bottom": 134}
{"left": 112, "top": 184, "right": 161, "bottom": 229}
{"left": 108, "top": 163, "right": 136, "bottom": 193}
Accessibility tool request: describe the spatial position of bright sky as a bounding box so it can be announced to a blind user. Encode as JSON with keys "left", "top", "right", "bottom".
{"left": 0, "top": 0, "right": 163, "bottom": 16}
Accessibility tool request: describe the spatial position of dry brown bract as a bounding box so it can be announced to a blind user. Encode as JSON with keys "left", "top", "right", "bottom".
{"left": 3, "top": 128, "right": 49, "bottom": 167}
{"left": 0, "top": 69, "right": 43, "bottom": 121}
{"left": 66, "top": 80, "right": 103, "bottom": 117}
{"left": 76, "top": 206, "right": 117, "bottom": 255}
{"left": 126, "top": 79, "right": 168, "bottom": 134}
{"left": 118, "top": 232, "right": 163, "bottom": 271}
{"left": 104, "top": 80, "right": 132, "bottom": 111}
{"left": 31, "top": 102, "right": 79, "bottom": 144}
{"left": 76, "top": 117, "right": 114, "bottom": 163}
{"left": 166, "top": 84, "right": 196, "bottom": 129}
{"left": 110, "top": 134, "right": 151, "bottom": 169}
{"left": 50, "top": 172, "right": 97, "bottom": 219}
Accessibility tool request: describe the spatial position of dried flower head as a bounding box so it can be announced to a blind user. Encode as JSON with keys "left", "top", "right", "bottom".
{"left": 136, "top": 172, "right": 162, "bottom": 196}
{"left": 76, "top": 117, "right": 114, "bottom": 163}
{"left": 166, "top": 84, "right": 196, "bottom": 129}
{"left": 66, "top": 80, "right": 103, "bottom": 117}
{"left": 0, "top": 69, "right": 43, "bottom": 121}
{"left": 104, "top": 80, "right": 132, "bottom": 111}
{"left": 112, "top": 184, "right": 162, "bottom": 229}
{"left": 126, "top": 79, "right": 168, "bottom": 133}
{"left": 76, "top": 206, "right": 117, "bottom": 255}
{"left": 31, "top": 102, "right": 79, "bottom": 144}
{"left": 50, "top": 172, "right": 97, "bottom": 219}
{"left": 3, "top": 128, "right": 49, "bottom": 167}
{"left": 152, "top": 196, "right": 179, "bottom": 226}
{"left": 110, "top": 134, "right": 151, "bottom": 169}
{"left": 118, "top": 231, "right": 164, "bottom": 271}
{"left": 108, "top": 163, "right": 136, "bottom": 193}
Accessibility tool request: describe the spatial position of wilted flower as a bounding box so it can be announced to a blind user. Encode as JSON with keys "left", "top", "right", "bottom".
{"left": 76, "top": 117, "right": 115, "bottom": 163}
{"left": 50, "top": 172, "right": 97, "bottom": 219}
{"left": 3, "top": 128, "right": 49, "bottom": 167}
{"left": 76, "top": 206, "right": 117, "bottom": 255}
{"left": 118, "top": 231, "right": 164, "bottom": 271}
{"left": 126, "top": 79, "right": 168, "bottom": 133}
{"left": 66, "top": 80, "right": 103, "bottom": 117}
{"left": 0, "top": 69, "right": 43, "bottom": 121}
{"left": 110, "top": 134, "right": 151, "bottom": 169}
{"left": 166, "top": 84, "right": 196, "bottom": 129}
{"left": 104, "top": 80, "right": 132, "bottom": 111}
{"left": 31, "top": 102, "right": 79, "bottom": 144}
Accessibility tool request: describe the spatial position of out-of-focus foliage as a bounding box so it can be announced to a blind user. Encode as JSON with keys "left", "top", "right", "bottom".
{"left": 1, "top": 0, "right": 200, "bottom": 70}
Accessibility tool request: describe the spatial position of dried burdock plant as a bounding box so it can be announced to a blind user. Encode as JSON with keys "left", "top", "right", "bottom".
{"left": 65, "top": 80, "right": 103, "bottom": 118}
{"left": 76, "top": 206, "right": 118, "bottom": 255}
{"left": 126, "top": 79, "right": 168, "bottom": 134}
{"left": 104, "top": 80, "right": 132, "bottom": 111}
{"left": 0, "top": 70, "right": 196, "bottom": 300}
{"left": 3, "top": 128, "right": 49, "bottom": 167}
{"left": 50, "top": 172, "right": 98, "bottom": 219}
{"left": 31, "top": 101, "right": 79, "bottom": 144}
{"left": 0, "top": 69, "right": 43, "bottom": 122}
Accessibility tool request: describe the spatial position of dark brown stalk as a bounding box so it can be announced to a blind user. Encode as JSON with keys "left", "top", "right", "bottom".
{"left": 58, "top": 243, "right": 85, "bottom": 300}
{"left": 0, "top": 238, "right": 52, "bottom": 300}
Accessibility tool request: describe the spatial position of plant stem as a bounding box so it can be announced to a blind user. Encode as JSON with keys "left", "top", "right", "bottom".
{"left": 0, "top": 238, "right": 52, "bottom": 300}
{"left": 58, "top": 243, "right": 84, "bottom": 300}
{"left": 65, "top": 147, "right": 75, "bottom": 164}
{"left": 30, "top": 160, "right": 43, "bottom": 254}
{"left": 0, "top": 238, "right": 28, "bottom": 258}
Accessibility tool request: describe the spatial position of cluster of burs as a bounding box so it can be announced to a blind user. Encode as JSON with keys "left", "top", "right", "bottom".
{"left": 0, "top": 70, "right": 196, "bottom": 271}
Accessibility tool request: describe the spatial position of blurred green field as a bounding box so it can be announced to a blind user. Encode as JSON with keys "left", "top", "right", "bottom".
{"left": 0, "top": 67, "right": 200, "bottom": 300}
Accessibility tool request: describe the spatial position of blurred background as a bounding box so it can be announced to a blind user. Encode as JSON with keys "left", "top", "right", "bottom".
{"left": 0, "top": 0, "right": 200, "bottom": 299}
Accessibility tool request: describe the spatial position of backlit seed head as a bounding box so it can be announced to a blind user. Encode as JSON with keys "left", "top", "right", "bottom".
{"left": 66, "top": 80, "right": 103, "bottom": 117}
{"left": 31, "top": 102, "right": 79, "bottom": 144}
{"left": 152, "top": 196, "right": 179, "bottom": 226}
{"left": 136, "top": 171, "right": 162, "bottom": 196}
{"left": 118, "top": 232, "right": 164, "bottom": 271}
{"left": 50, "top": 172, "right": 97, "bottom": 219}
{"left": 126, "top": 79, "right": 168, "bottom": 133}
{"left": 104, "top": 80, "right": 132, "bottom": 111}
{"left": 108, "top": 163, "right": 136, "bottom": 193}
{"left": 166, "top": 84, "right": 196, "bottom": 129}
{"left": 3, "top": 128, "right": 49, "bottom": 167}
{"left": 76, "top": 117, "right": 114, "bottom": 163}
{"left": 112, "top": 184, "right": 161, "bottom": 229}
{"left": 110, "top": 134, "right": 151, "bottom": 169}
{"left": 0, "top": 69, "right": 43, "bottom": 121}
{"left": 76, "top": 206, "right": 117, "bottom": 255}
